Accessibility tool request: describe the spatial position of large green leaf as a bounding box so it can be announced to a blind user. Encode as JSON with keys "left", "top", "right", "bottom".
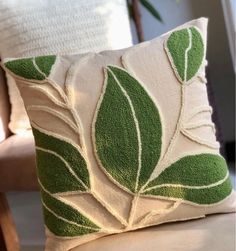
{"left": 4, "top": 55, "right": 56, "bottom": 80}
{"left": 32, "top": 127, "right": 90, "bottom": 192}
{"left": 143, "top": 154, "right": 232, "bottom": 204}
{"left": 165, "top": 27, "right": 204, "bottom": 84}
{"left": 42, "top": 190, "right": 100, "bottom": 236}
{"left": 94, "top": 66, "right": 162, "bottom": 192}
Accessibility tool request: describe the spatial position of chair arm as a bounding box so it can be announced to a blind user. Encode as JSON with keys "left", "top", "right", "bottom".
{"left": 0, "top": 64, "right": 11, "bottom": 142}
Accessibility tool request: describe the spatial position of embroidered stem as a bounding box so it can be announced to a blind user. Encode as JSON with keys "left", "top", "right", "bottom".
{"left": 36, "top": 146, "right": 88, "bottom": 190}
{"left": 135, "top": 201, "right": 181, "bottom": 227}
{"left": 27, "top": 105, "right": 79, "bottom": 134}
{"left": 38, "top": 180, "right": 100, "bottom": 229}
{"left": 90, "top": 189, "right": 128, "bottom": 227}
{"left": 126, "top": 194, "right": 139, "bottom": 229}
{"left": 26, "top": 84, "right": 68, "bottom": 108}
{"left": 47, "top": 80, "right": 85, "bottom": 149}
{"left": 158, "top": 86, "right": 185, "bottom": 166}
{"left": 42, "top": 201, "right": 99, "bottom": 232}
{"left": 143, "top": 170, "right": 229, "bottom": 193}
{"left": 180, "top": 128, "right": 220, "bottom": 149}
{"left": 46, "top": 73, "right": 129, "bottom": 228}
{"left": 39, "top": 180, "right": 120, "bottom": 234}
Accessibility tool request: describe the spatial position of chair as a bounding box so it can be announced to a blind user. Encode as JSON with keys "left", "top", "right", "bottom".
{"left": 0, "top": 64, "right": 235, "bottom": 251}
{"left": 0, "top": 65, "right": 38, "bottom": 251}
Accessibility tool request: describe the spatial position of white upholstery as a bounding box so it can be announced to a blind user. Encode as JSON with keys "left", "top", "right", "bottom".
{"left": 72, "top": 213, "right": 235, "bottom": 251}
{"left": 0, "top": 0, "right": 132, "bottom": 134}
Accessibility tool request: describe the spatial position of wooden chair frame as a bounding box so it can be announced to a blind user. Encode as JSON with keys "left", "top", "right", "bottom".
{"left": 0, "top": 193, "right": 20, "bottom": 251}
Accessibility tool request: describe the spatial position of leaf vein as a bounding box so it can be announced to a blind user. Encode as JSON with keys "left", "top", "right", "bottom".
{"left": 143, "top": 171, "right": 229, "bottom": 193}
{"left": 108, "top": 67, "right": 142, "bottom": 192}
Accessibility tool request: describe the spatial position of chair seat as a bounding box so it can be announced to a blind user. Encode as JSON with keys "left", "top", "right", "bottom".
{"left": 0, "top": 131, "right": 38, "bottom": 191}
{"left": 73, "top": 213, "right": 235, "bottom": 251}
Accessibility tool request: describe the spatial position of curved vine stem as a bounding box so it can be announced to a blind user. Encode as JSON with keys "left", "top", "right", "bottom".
{"left": 139, "top": 85, "right": 185, "bottom": 194}
{"left": 90, "top": 190, "right": 128, "bottom": 227}
{"left": 134, "top": 201, "right": 181, "bottom": 227}
{"left": 126, "top": 86, "right": 185, "bottom": 227}
{"left": 126, "top": 194, "right": 139, "bottom": 229}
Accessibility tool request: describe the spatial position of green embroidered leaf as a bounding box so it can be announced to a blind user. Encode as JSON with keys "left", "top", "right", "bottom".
{"left": 147, "top": 154, "right": 228, "bottom": 187}
{"left": 165, "top": 27, "right": 204, "bottom": 84}
{"left": 4, "top": 55, "right": 56, "bottom": 80}
{"left": 94, "top": 66, "right": 162, "bottom": 192}
{"left": 32, "top": 127, "right": 90, "bottom": 192}
{"left": 36, "top": 149, "right": 86, "bottom": 193}
{"left": 42, "top": 190, "right": 100, "bottom": 236}
{"left": 144, "top": 154, "right": 232, "bottom": 204}
{"left": 143, "top": 177, "right": 232, "bottom": 205}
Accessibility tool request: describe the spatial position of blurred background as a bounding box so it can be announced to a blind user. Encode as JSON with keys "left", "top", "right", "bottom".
{"left": 4, "top": 0, "right": 235, "bottom": 250}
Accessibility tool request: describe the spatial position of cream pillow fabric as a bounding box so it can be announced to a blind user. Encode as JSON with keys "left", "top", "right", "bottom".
{"left": 0, "top": 0, "right": 132, "bottom": 134}
{"left": 3, "top": 18, "right": 235, "bottom": 251}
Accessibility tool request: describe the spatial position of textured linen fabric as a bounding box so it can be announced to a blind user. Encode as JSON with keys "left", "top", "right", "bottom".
{"left": 0, "top": 0, "right": 132, "bottom": 134}
{"left": 3, "top": 18, "right": 236, "bottom": 251}
{"left": 0, "top": 131, "right": 38, "bottom": 191}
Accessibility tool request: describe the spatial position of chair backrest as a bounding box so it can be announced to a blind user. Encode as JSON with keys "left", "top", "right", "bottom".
{"left": 0, "top": 64, "right": 10, "bottom": 141}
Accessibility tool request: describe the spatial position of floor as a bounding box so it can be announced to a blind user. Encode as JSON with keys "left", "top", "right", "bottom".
{"left": 6, "top": 192, "right": 45, "bottom": 251}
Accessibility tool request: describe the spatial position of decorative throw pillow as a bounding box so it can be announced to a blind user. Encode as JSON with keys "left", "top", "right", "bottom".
{"left": 3, "top": 18, "right": 235, "bottom": 251}
{"left": 0, "top": 0, "right": 132, "bottom": 134}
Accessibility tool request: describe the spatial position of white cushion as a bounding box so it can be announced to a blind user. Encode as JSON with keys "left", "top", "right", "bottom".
{"left": 0, "top": 0, "right": 132, "bottom": 134}
{"left": 72, "top": 213, "right": 236, "bottom": 251}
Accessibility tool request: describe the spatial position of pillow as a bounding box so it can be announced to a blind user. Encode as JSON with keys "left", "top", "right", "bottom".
{"left": 3, "top": 18, "right": 235, "bottom": 251}
{"left": 0, "top": 0, "right": 132, "bottom": 134}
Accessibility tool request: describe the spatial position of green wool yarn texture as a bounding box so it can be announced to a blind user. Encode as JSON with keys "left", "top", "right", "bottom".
{"left": 4, "top": 55, "right": 56, "bottom": 80}
{"left": 144, "top": 154, "right": 232, "bottom": 204}
{"left": 33, "top": 127, "right": 90, "bottom": 192}
{"left": 94, "top": 66, "right": 162, "bottom": 193}
{"left": 165, "top": 27, "right": 204, "bottom": 84}
{"left": 42, "top": 190, "right": 100, "bottom": 237}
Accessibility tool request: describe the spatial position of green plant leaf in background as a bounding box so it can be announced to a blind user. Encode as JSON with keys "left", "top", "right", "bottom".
{"left": 139, "top": 0, "right": 163, "bottom": 22}
{"left": 127, "top": 2, "right": 134, "bottom": 19}
{"left": 42, "top": 190, "right": 100, "bottom": 236}
{"left": 4, "top": 55, "right": 56, "bottom": 80}
{"left": 127, "top": 0, "right": 163, "bottom": 23}
{"left": 165, "top": 27, "right": 204, "bottom": 83}
{"left": 94, "top": 66, "right": 162, "bottom": 193}
{"left": 143, "top": 154, "right": 232, "bottom": 204}
{"left": 32, "top": 127, "right": 90, "bottom": 193}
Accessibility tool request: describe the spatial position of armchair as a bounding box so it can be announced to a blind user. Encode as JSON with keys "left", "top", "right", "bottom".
{"left": 0, "top": 65, "right": 235, "bottom": 251}
{"left": 0, "top": 65, "right": 38, "bottom": 251}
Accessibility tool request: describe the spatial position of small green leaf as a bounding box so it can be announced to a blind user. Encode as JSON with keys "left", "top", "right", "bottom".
{"left": 144, "top": 154, "right": 232, "bottom": 204}
{"left": 139, "top": 0, "right": 163, "bottom": 23}
{"left": 36, "top": 149, "right": 86, "bottom": 193}
{"left": 165, "top": 27, "right": 204, "bottom": 83}
{"left": 4, "top": 55, "right": 56, "bottom": 80}
{"left": 32, "top": 127, "right": 90, "bottom": 191}
{"left": 42, "top": 190, "right": 100, "bottom": 236}
{"left": 127, "top": 2, "right": 133, "bottom": 19}
{"left": 147, "top": 154, "right": 228, "bottom": 187}
{"left": 94, "top": 66, "right": 162, "bottom": 192}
